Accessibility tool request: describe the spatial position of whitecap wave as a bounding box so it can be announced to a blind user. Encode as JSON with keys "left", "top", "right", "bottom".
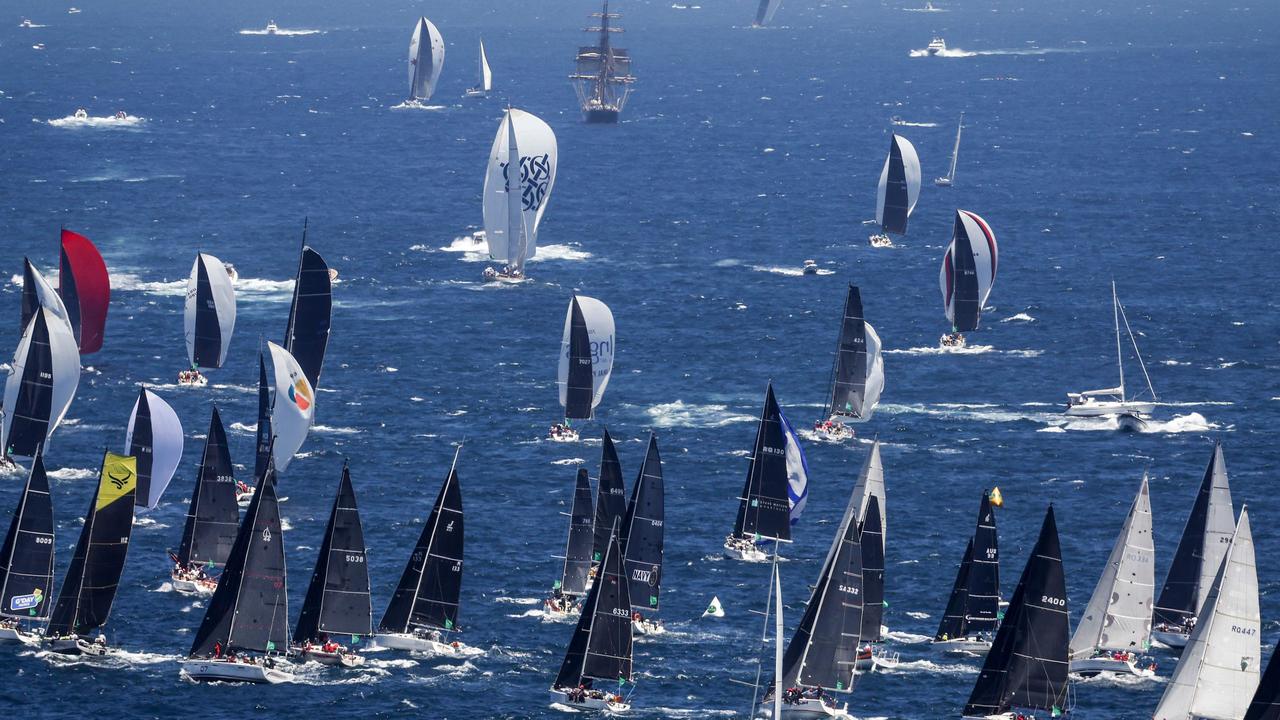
{"left": 551, "top": 458, "right": 584, "bottom": 466}
{"left": 1001, "top": 313, "right": 1035, "bottom": 323}
{"left": 47, "top": 114, "right": 147, "bottom": 130}
{"left": 312, "top": 424, "right": 361, "bottom": 435}
{"left": 48, "top": 467, "right": 96, "bottom": 480}
{"left": 645, "top": 400, "right": 756, "bottom": 429}
{"left": 912, "top": 45, "right": 1085, "bottom": 58}
{"left": 109, "top": 271, "right": 292, "bottom": 298}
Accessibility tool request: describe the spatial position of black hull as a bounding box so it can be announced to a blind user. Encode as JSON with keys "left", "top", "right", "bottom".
{"left": 583, "top": 109, "right": 620, "bottom": 124}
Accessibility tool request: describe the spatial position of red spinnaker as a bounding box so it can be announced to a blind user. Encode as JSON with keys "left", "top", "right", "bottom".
{"left": 59, "top": 228, "right": 110, "bottom": 354}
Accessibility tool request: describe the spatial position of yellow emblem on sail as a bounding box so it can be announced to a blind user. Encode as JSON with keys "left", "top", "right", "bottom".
{"left": 989, "top": 486, "right": 1004, "bottom": 508}
{"left": 96, "top": 452, "right": 138, "bottom": 511}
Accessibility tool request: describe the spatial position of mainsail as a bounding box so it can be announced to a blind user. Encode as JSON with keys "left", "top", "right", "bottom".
{"left": 874, "top": 134, "right": 922, "bottom": 235}
{"left": 0, "top": 448, "right": 56, "bottom": 622}
{"left": 295, "top": 462, "right": 372, "bottom": 644}
{"left": 283, "top": 242, "right": 332, "bottom": 390}
{"left": 963, "top": 506, "right": 1070, "bottom": 718}
{"left": 184, "top": 252, "right": 236, "bottom": 370}
{"left": 1, "top": 306, "right": 81, "bottom": 459}
{"left": 475, "top": 39, "right": 492, "bottom": 92}
{"left": 558, "top": 295, "right": 615, "bottom": 420}
{"left": 125, "top": 388, "right": 184, "bottom": 509}
{"left": 482, "top": 108, "right": 558, "bottom": 269}
{"left": 858, "top": 496, "right": 886, "bottom": 643}
{"left": 47, "top": 453, "right": 137, "bottom": 638}
{"left": 730, "top": 383, "right": 792, "bottom": 544}
{"left": 554, "top": 523, "right": 632, "bottom": 689}
{"left": 935, "top": 492, "right": 1001, "bottom": 640}
{"left": 753, "top": 0, "right": 782, "bottom": 27}
{"left": 592, "top": 428, "right": 627, "bottom": 565}
{"left": 936, "top": 539, "right": 975, "bottom": 641}
{"left": 176, "top": 407, "right": 238, "bottom": 569}
{"left": 379, "top": 449, "right": 464, "bottom": 635}
{"left": 408, "top": 17, "right": 444, "bottom": 101}
{"left": 621, "top": 434, "right": 664, "bottom": 612}
{"left": 940, "top": 210, "right": 998, "bottom": 333}
{"left": 58, "top": 228, "right": 111, "bottom": 354}
{"left": 267, "top": 341, "right": 315, "bottom": 472}
{"left": 557, "top": 468, "right": 596, "bottom": 597}
{"left": 824, "top": 284, "right": 884, "bottom": 421}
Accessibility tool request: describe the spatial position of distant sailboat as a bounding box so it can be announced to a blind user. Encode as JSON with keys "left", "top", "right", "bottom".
{"left": 570, "top": 1, "right": 636, "bottom": 123}
{"left": 1068, "top": 475, "right": 1157, "bottom": 677}
{"left": 621, "top": 434, "right": 664, "bottom": 635}
{"left": 408, "top": 16, "right": 444, "bottom": 103}
{"left": 464, "top": 38, "right": 492, "bottom": 97}
{"left": 933, "top": 491, "right": 1001, "bottom": 653}
{"left": 934, "top": 112, "right": 964, "bottom": 187}
{"left": 1152, "top": 442, "right": 1235, "bottom": 649}
{"left": 724, "top": 383, "right": 792, "bottom": 563}
{"left": 283, "top": 228, "right": 333, "bottom": 390}
{"left": 546, "top": 468, "right": 595, "bottom": 617}
{"left": 57, "top": 228, "right": 111, "bottom": 354}
{"left": 1, "top": 304, "right": 80, "bottom": 460}
{"left": 170, "top": 407, "right": 238, "bottom": 596}
{"left": 552, "top": 295, "right": 615, "bottom": 442}
{"left": 1065, "top": 282, "right": 1158, "bottom": 419}
{"left": 939, "top": 209, "right": 998, "bottom": 348}
{"left": 125, "top": 388, "right": 184, "bottom": 509}
{"left": 814, "top": 284, "right": 884, "bottom": 441}
{"left": 868, "top": 134, "right": 921, "bottom": 247}
{"left": 482, "top": 108, "right": 558, "bottom": 281}
{"left": 267, "top": 341, "right": 315, "bottom": 472}
{"left": 180, "top": 253, "right": 236, "bottom": 386}
{"left": 0, "top": 448, "right": 55, "bottom": 646}
{"left": 753, "top": 0, "right": 782, "bottom": 27}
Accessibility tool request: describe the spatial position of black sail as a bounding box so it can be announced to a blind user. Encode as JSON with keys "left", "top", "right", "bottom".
{"left": 20, "top": 258, "right": 41, "bottom": 333}
{"left": 283, "top": 245, "right": 332, "bottom": 389}
{"left": 295, "top": 463, "right": 372, "bottom": 643}
{"left": 556, "top": 524, "right": 633, "bottom": 688}
{"left": 177, "top": 407, "right": 239, "bottom": 568}
{"left": 189, "top": 461, "right": 288, "bottom": 656}
{"left": 881, "top": 137, "right": 911, "bottom": 235}
{"left": 827, "top": 284, "right": 869, "bottom": 419}
{"left": 591, "top": 428, "right": 626, "bottom": 565}
{"left": 1247, "top": 647, "right": 1280, "bottom": 720}
{"left": 936, "top": 539, "right": 974, "bottom": 640}
{"left": 127, "top": 388, "right": 157, "bottom": 509}
{"left": 559, "top": 468, "right": 595, "bottom": 596}
{"left": 564, "top": 297, "right": 594, "bottom": 420}
{"left": 620, "top": 434, "right": 664, "bottom": 612}
{"left": 191, "top": 258, "right": 223, "bottom": 368}
{"left": 6, "top": 311, "right": 55, "bottom": 458}
{"left": 731, "top": 383, "right": 791, "bottom": 542}
{"left": 858, "top": 495, "right": 885, "bottom": 643}
{"left": 1153, "top": 445, "right": 1222, "bottom": 629}
{"left": 253, "top": 350, "right": 273, "bottom": 483}
{"left": 967, "top": 492, "right": 1001, "bottom": 634}
{"left": 948, "top": 213, "right": 982, "bottom": 332}
{"left": 48, "top": 452, "right": 137, "bottom": 637}
{"left": 0, "top": 448, "right": 56, "bottom": 621}
{"left": 57, "top": 245, "right": 83, "bottom": 346}
{"left": 379, "top": 451, "right": 464, "bottom": 634}
{"left": 964, "top": 506, "right": 1070, "bottom": 718}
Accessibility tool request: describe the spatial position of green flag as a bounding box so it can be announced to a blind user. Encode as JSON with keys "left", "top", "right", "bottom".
{"left": 1052, "top": 706, "right": 1062, "bottom": 717}
{"left": 266, "top": 640, "right": 276, "bottom": 651}
{"left": 553, "top": 579, "right": 562, "bottom": 590}
{"left": 649, "top": 595, "right": 658, "bottom": 607}
{"left": 444, "top": 618, "right": 454, "bottom": 630}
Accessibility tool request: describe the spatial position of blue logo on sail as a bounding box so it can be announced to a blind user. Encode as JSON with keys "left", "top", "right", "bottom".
{"left": 11, "top": 588, "right": 43, "bottom": 612}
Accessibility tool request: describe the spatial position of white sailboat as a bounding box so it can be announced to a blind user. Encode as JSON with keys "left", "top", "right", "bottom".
{"left": 482, "top": 108, "right": 558, "bottom": 282}
{"left": 868, "top": 134, "right": 921, "bottom": 247}
{"left": 464, "top": 38, "right": 492, "bottom": 97}
{"left": 1065, "top": 282, "right": 1157, "bottom": 418}
{"left": 408, "top": 17, "right": 444, "bottom": 103}
{"left": 1068, "top": 475, "right": 1157, "bottom": 678}
{"left": 934, "top": 112, "right": 963, "bottom": 187}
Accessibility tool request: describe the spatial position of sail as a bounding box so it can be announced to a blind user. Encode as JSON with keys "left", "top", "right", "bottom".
{"left": 620, "top": 434, "right": 664, "bottom": 611}
{"left": 477, "top": 39, "right": 492, "bottom": 91}
{"left": 823, "top": 284, "right": 884, "bottom": 422}
{"left": 2, "top": 307, "right": 81, "bottom": 459}
{"left": 483, "top": 108, "right": 558, "bottom": 264}
{"left": 58, "top": 228, "right": 110, "bottom": 354}
{"left": 189, "top": 463, "right": 288, "bottom": 656}
{"left": 964, "top": 506, "right": 1070, "bottom": 718}
{"left": 283, "top": 245, "right": 332, "bottom": 389}
{"left": 940, "top": 211, "right": 996, "bottom": 333}
{"left": 1154, "top": 442, "right": 1235, "bottom": 629}
{"left": 778, "top": 409, "right": 809, "bottom": 526}
{"left": 558, "top": 468, "right": 595, "bottom": 596}
{"left": 874, "top": 134, "right": 922, "bottom": 235}
{"left": 408, "top": 17, "right": 444, "bottom": 101}
{"left": 124, "top": 388, "right": 184, "bottom": 509}
{"left": 379, "top": 451, "right": 464, "bottom": 634}
{"left": 184, "top": 253, "right": 235, "bottom": 369}
{"left": 267, "top": 341, "right": 315, "bottom": 472}
{"left": 0, "top": 449, "right": 56, "bottom": 621}
{"left": 1246, "top": 647, "right": 1280, "bottom": 720}
{"left": 47, "top": 453, "right": 137, "bottom": 637}
{"left": 555, "top": 524, "right": 633, "bottom": 688}
{"left": 848, "top": 440, "right": 887, "bottom": 552}
{"left": 558, "top": 295, "right": 615, "bottom": 420}
{"left": 731, "top": 383, "right": 791, "bottom": 543}
{"left": 592, "top": 428, "right": 627, "bottom": 564}
{"left": 295, "top": 463, "right": 372, "bottom": 643}
{"left": 253, "top": 350, "right": 272, "bottom": 482}
{"left": 1069, "top": 475, "right": 1154, "bottom": 659}
{"left": 177, "top": 407, "right": 238, "bottom": 568}
{"left": 936, "top": 539, "right": 974, "bottom": 640}
{"left": 967, "top": 492, "right": 1001, "bottom": 635}
{"left": 1154, "top": 507, "right": 1260, "bottom": 720}
{"left": 20, "top": 258, "right": 70, "bottom": 332}
{"left": 858, "top": 495, "right": 885, "bottom": 642}
{"left": 753, "top": 0, "right": 781, "bottom": 26}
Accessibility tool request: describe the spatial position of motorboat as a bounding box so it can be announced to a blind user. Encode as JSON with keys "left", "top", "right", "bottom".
{"left": 73, "top": 107, "right": 88, "bottom": 119}
{"left": 181, "top": 655, "right": 295, "bottom": 684}
{"left": 927, "top": 37, "right": 947, "bottom": 55}
{"left": 20, "top": 18, "right": 34, "bottom": 28}
{"left": 223, "top": 262, "right": 239, "bottom": 282}
{"left": 932, "top": 635, "right": 993, "bottom": 654}
{"left": 853, "top": 643, "right": 900, "bottom": 673}
{"left": 1116, "top": 412, "right": 1147, "bottom": 432}
{"left": 723, "top": 535, "right": 769, "bottom": 563}
{"left": 265, "top": 20, "right": 279, "bottom": 35}
{"left": 802, "top": 259, "right": 819, "bottom": 275}
{"left": 890, "top": 115, "right": 906, "bottom": 126}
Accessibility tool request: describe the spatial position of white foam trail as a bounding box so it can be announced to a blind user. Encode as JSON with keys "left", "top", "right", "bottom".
{"left": 551, "top": 458, "right": 585, "bottom": 466}
{"left": 391, "top": 101, "right": 448, "bottom": 111}
{"left": 239, "top": 28, "right": 322, "bottom": 36}
{"left": 885, "top": 344, "right": 996, "bottom": 356}
{"left": 751, "top": 265, "right": 835, "bottom": 277}
{"left": 1001, "top": 313, "right": 1035, "bottom": 323}
{"left": 912, "top": 46, "right": 1085, "bottom": 58}
{"left": 47, "top": 467, "right": 96, "bottom": 480}
{"left": 46, "top": 115, "right": 146, "bottom": 129}
{"left": 645, "top": 400, "right": 756, "bottom": 429}
{"left": 535, "top": 244, "right": 592, "bottom": 262}
{"left": 312, "top": 424, "right": 360, "bottom": 435}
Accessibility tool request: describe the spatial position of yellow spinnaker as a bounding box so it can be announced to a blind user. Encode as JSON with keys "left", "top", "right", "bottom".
{"left": 96, "top": 452, "right": 137, "bottom": 511}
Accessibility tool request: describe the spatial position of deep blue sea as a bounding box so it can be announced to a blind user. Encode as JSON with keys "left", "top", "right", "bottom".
{"left": 1, "top": 0, "right": 1278, "bottom": 717}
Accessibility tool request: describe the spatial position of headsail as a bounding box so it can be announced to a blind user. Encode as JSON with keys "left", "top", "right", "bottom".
{"left": 592, "top": 428, "right": 627, "bottom": 565}
{"left": 558, "top": 468, "right": 596, "bottom": 597}
{"left": 125, "top": 388, "right": 185, "bottom": 509}
{"left": 939, "top": 210, "right": 998, "bottom": 333}
{"left": 283, "top": 243, "right": 332, "bottom": 390}
{"left": 966, "top": 491, "right": 1001, "bottom": 635}
{"left": 253, "top": 350, "right": 272, "bottom": 482}
{"left": 267, "top": 341, "right": 315, "bottom": 472}
{"left": 2, "top": 306, "right": 81, "bottom": 459}
{"left": 848, "top": 440, "right": 887, "bottom": 554}
{"left": 0, "top": 448, "right": 56, "bottom": 621}
{"left": 858, "top": 495, "right": 886, "bottom": 643}
{"left": 874, "top": 134, "right": 922, "bottom": 235}
{"left": 731, "top": 383, "right": 792, "bottom": 543}
{"left": 936, "top": 539, "right": 974, "bottom": 641}
{"left": 483, "top": 108, "right": 558, "bottom": 268}
{"left": 177, "top": 407, "right": 238, "bottom": 569}
{"left": 477, "top": 39, "right": 492, "bottom": 92}
{"left": 58, "top": 228, "right": 110, "bottom": 354}
{"left": 184, "top": 253, "right": 236, "bottom": 369}
{"left": 295, "top": 462, "right": 372, "bottom": 644}
{"left": 408, "top": 17, "right": 444, "bottom": 101}
{"left": 558, "top": 295, "right": 615, "bottom": 420}
{"left": 621, "top": 434, "right": 664, "bottom": 612}
{"left": 554, "top": 522, "right": 632, "bottom": 689}
{"left": 778, "top": 409, "right": 809, "bottom": 527}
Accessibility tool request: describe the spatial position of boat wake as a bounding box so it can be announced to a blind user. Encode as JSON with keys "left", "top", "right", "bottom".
{"left": 1001, "top": 312, "right": 1036, "bottom": 322}
{"left": 391, "top": 100, "right": 449, "bottom": 111}
{"left": 109, "top": 272, "right": 293, "bottom": 298}
{"left": 239, "top": 28, "right": 322, "bottom": 36}
{"left": 551, "top": 457, "right": 585, "bottom": 466}
{"left": 883, "top": 629, "right": 931, "bottom": 644}
{"left": 644, "top": 400, "right": 756, "bottom": 429}
{"left": 311, "top": 424, "right": 362, "bottom": 435}
{"left": 46, "top": 114, "right": 146, "bottom": 130}
{"left": 889, "top": 659, "right": 981, "bottom": 675}
{"left": 1039, "top": 412, "right": 1218, "bottom": 434}
{"left": 535, "top": 244, "right": 593, "bottom": 262}
{"left": 1075, "top": 670, "right": 1164, "bottom": 687}
{"left": 911, "top": 46, "right": 1086, "bottom": 58}
{"left": 47, "top": 467, "right": 96, "bottom": 480}
{"left": 885, "top": 344, "right": 994, "bottom": 356}
{"left": 750, "top": 265, "right": 835, "bottom": 277}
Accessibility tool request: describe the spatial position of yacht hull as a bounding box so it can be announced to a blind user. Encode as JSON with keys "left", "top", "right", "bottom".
{"left": 549, "top": 688, "right": 630, "bottom": 712}
{"left": 584, "top": 108, "right": 620, "bottom": 124}
{"left": 181, "top": 658, "right": 294, "bottom": 684}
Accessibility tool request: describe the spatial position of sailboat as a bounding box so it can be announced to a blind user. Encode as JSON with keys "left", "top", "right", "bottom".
{"left": 934, "top": 112, "right": 964, "bottom": 187}
{"left": 267, "top": 341, "right": 315, "bottom": 472}
{"left": 552, "top": 295, "right": 615, "bottom": 442}
{"left": 377, "top": 448, "right": 469, "bottom": 654}
{"left": 407, "top": 16, "right": 444, "bottom": 104}
{"left": 1065, "top": 282, "right": 1158, "bottom": 419}
{"left": 933, "top": 490, "right": 1001, "bottom": 653}
{"left": 464, "top": 38, "right": 492, "bottom": 97}
{"left": 1152, "top": 442, "right": 1235, "bottom": 649}
{"left": 588, "top": 428, "right": 627, "bottom": 589}
{"left": 1153, "top": 506, "right": 1259, "bottom": 720}
{"left": 170, "top": 407, "right": 238, "bottom": 596}
{"left": 292, "top": 462, "right": 372, "bottom": 668}
{"left": 813, "top": 284, "right": 884, "bottom": 442}
{"left": 57, "top": 228, "right": 110, "bottom": 354}
{"left": 752, "top": 0, "right": 782, "bottom": 27}
{"left": 0, "top": 447, "right": 55, "bottom": 646}
{"left": 962, "top": 506, "right": 1071, "bottom": 720}
{"left": 20, "top": 257, "right": 71, "bottom": 335}
{"left": 546, "top": 468, "right": 595, "bottom": 618}
{"left": 283, "top": 229, "right": 333, "bottom": 391}
{"left": 181, "top": 456, "right": 293, "bottom": 684}
{"left": 3, "top": 283, "right": 80, "bottom": 461}
{"left": 548, "top": 522, "right": 633, "bottom": 712}
{"left": 570, "top": 1, "right": 636, "bottom": 123}
{"left": 482, "top": 108, "right": 558, "bottom": 282}
{"left": 622, "top": 434, "right": 665, "bottom": 636}
{"left": 45, "top": 452, "right": 137, "bottom": 656}
{"left": 125, "top": 388, "right": 184, "bottom": 509}
{"left": 1068, "top": 475, "right": 1157, "bottom": 677}
{"left": 179, "top": 252, "right": 236, "bottom": 386}
{"left": 868, "top": 134, "right": 921, "bottom": 248}
{"left": 724, "top": 383, "right": 792, "bottom": 563}
{"left": 939, "top": 210, "right": 998, "bottom": 348}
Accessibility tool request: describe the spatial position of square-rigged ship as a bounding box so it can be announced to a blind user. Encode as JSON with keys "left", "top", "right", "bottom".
{"left": 570, "top": 1, "right": 635, "bottom": 123}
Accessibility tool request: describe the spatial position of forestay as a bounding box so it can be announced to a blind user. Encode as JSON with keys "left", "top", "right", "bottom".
{"left": 184, "top": 253, "right": 236, "bottom": 369}
{"left": 125, "top": 388, "right": 185, "bottom": 509}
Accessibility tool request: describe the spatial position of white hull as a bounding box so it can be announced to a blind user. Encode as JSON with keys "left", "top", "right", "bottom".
{"left": 1151, "top": 628, "right": 1190, "bottom": 649}
{"left": 939, "top": 333, "right": 967, "bottom": 349}
{"left": 374, "top": 632, "right": 467, "bottom": 655}
{"left": 292, "top": 645, "right": 364, "bottom": 668}
{"left": 770, "top": 696, "right": 853, "bottom": 718}
{"left": 544, "top": 597, "right": 582, "bottom": 619}
{"left": 1069, "top": 655, "right": 1155, "bottom": 678}
{"left": 549, "top": 688, "right": 630, "bottom": 713}
{"left": 177, "top": 372, "right": 208, "bottom": 387}
{"left": 464, "top": 88, "right": 487, "bottom": 98}
{"left": 932, "top": 637, "right": 992, "bottom": 653}
{"left": 181, "top": 658, "right": 295, "bottom": 684}
{"left": 934, "top": 177, "right": 953, "bottom": 187}
{"left": 0, "top": 625, "right": 41, "bottom": 646}
{"left": 45, "top": 635, "right": 111, "bottom": 656}
{"left": 633, "top": 618, "right": 664, "bottom": 636}
{"left": 854, "top": 645, "right": 900, "bottom": 673}
{"left": 723, "top": 537, "right": 769, "bottom": 563}
{"left": 1064, "top": 400, "right": 1155, "bottom": 418}
{"left": 812, "top": 422, "right": 854, "bottom": 442}
{"left": 867, "top": 234, "right": 894, "bottom": 248}
{"left": 548, "top": 430, "right": 580, "bottom": 443}
{"left": 171, "top": 568, "right": 217, "bottom": 596}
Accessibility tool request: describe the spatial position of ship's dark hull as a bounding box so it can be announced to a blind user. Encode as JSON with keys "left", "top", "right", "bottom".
{"left": 583, "top": 108, "right": 620, "bottom": 124}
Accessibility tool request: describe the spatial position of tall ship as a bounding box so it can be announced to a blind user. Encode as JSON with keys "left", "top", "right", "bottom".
{"left": 570, "top": 1, "right": 635, "bottom": 123}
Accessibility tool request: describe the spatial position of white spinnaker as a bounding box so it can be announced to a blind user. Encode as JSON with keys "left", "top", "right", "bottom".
{"left": 267, "top": 341, "right": 315, "bottom": 472}
{"left": 557, "top": 296, "right": 615, "bottom": 411}
{"left": 478, "top": 39, "right": 492, "bottom": 91}
{"left": 859, "top": 322, "right": 885, "bottom": 422}
{"left": 184, "top": 253, "right": 236, "bottom": 368}
{"left": 125, "top": 389, "right": 185, "bottom": 509}
{"left": 938, "top": 240, "right": 956, "bottom": 324}
{"left": 409, "top": 17, "right": 445, "bottom": 101}
{"left": 1, "top": 308, "right": 81, "bottom": 455}
{"left": 875, "top": 135, "right": 922, "bottom": 229}
{"left": 1069, "top": 476, "right": 1154, "bottom": 658}
{"left": 24, "top": 260, "right": 70, "bottom": 324}
{"left": 958, "top": 210, "right": 998, "bottom": 307}
{"left": 1154, "top": 507, "right": 1259, "bottom": 720}
{"left": 483, "top": 108, "right": 558, "bottom": 263}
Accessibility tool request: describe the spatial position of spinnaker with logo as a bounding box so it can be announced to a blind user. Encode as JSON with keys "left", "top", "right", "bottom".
{"left": 621, "top": 434, "right": 664, "bottom": 635}
{"left": 482, "top": 108, "right": 558, "bottom": 280}
{"left": 933, "top": 490, "right": 1002, "bottom": 653}
{"left": 124, "top": 388, "right": 184, "bottom": 509}
{"left": 57, "top": 228, "right": 110, "bottom": 354}
{"left": 267, "top": 341, "right": 315, "bottom": 472}
{"left": 724, "top": 383, "right": 792, "bottom": 563}
{"left": 545, "top": 467, "right": 595, "bottom": 617}
{"left": 171, "top": 406, "right": 238, "bottom": 597}
{"left": 1, "top": 304, "right": 80, "bottom": 460}
{"left": 868, "top": 134, "right": 921, "bottom": 247}
{"left": 0, "top": 447, "right": 55, "bottom": 646}
{"left": 408, "top": 16, "right": 444, "bottom": 102}
{"left": 283, "top": 232, "right": 332, "bottom": 390}
{"left": 939, "top": 210, "right": 998, "bottom": 348}
{"left": 45, "top": 452, "right": 137, "bottom": 656}
{"left": 816, "top": 284, "right": 884, "bottom": 441}
{"left": 181, "top": 252, "right": 236, "bottom": 385}
{"left": 553, "top": 295, "right": 614, "bottom": 441}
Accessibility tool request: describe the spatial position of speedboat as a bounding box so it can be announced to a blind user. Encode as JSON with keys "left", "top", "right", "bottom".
{"left": 113, "top": 111, "right": 128, "bottom": 120}
{"left": 853, "top": 643, "right": 900, "bottom": 672}
{"left": 927, "top": 37, "right": 947, "bottom": 55}
{"left": 170, "top": 564, "right": 217, "bottom": 596}
{"left": 723, "top": 535, "right": 769, "bottom": 563}
{"left": 265, "top": 20, "right": 279, "bottom": 35}
{"left": 68, "top": 7, "right": 81, "bottom": 14}
{"left": 177, "top": 368, "right": 208, "bottom": 387}
{"left": 223, "top": 262, "right": 239, "bottom": 282}
{"left": 73, "top": 107, "right": 88, "bottom": 119}
{"left": 19, "top": 18, "right": 34, "bottom": 28}
{"left": 1116, "top": 412, "right": 1148, "bottom": 433}
{"left": 548, "top": 424, "right": 579, "bottom": 443}
{"left": 292, "top": 641, "right": 364, "bottom": 668}
{"left": 549, "top": 686, "right": 630, "bottom": 712}
{"left": 812, "top": 418, "right": 854, "bottom": 442}
{"left": 0, "top": 621, "right": 42, "bottom": 646}
{"left": 1069, "top": 649, "right": 1157, "bottom": 678}
{"left": 940, "top": 332, "right": 966, "bottom": 349}
{"left": 374, "top": 630, "right": 469, "bottom": 655}
{"left": 868, "top": 233, "right": 894, "bottom": 248}
{"left": 802, "top": 259, "right": 819, "bottom": 275}
{"left": 45, "top": 633, "right": 112, "bottom": 656}
{"left": 182, "top": 655, "right": 295, "bottom": 684}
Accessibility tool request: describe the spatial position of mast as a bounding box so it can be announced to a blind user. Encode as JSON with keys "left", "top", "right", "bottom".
{"left": 504, "top": 109, "right": 527, "bottom": 273}
{"left": 1112, "top": 282, "right": 1125, "bottom": 401}
{"left": 750, "top": 551, "right": 781, "bottom": 716}
{"left": 1117, "top": 294, "right": 1158, "bottom": 401}
{"left": 947, "top": 112, "right": 963, "bottom": 183}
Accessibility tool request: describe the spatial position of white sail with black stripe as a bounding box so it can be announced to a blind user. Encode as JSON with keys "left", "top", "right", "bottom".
{"left": 184, "top": 253, "right": 236, "bottom": 370}
{"left": 2, "top": 306, "right": 80, "bottom": 459}
{"left": 874, "top": 134, "right": 921, "bottom": 236}
{"left": 125, "top": 388, "right": 185, "bottom": 509}
{"left": 558, "top": 296, "right": 615, "bottom": 421}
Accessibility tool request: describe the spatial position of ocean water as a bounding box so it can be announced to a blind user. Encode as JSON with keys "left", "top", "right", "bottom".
{"left": 1, "top": 0, "right": 1278, "bottom": 717}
